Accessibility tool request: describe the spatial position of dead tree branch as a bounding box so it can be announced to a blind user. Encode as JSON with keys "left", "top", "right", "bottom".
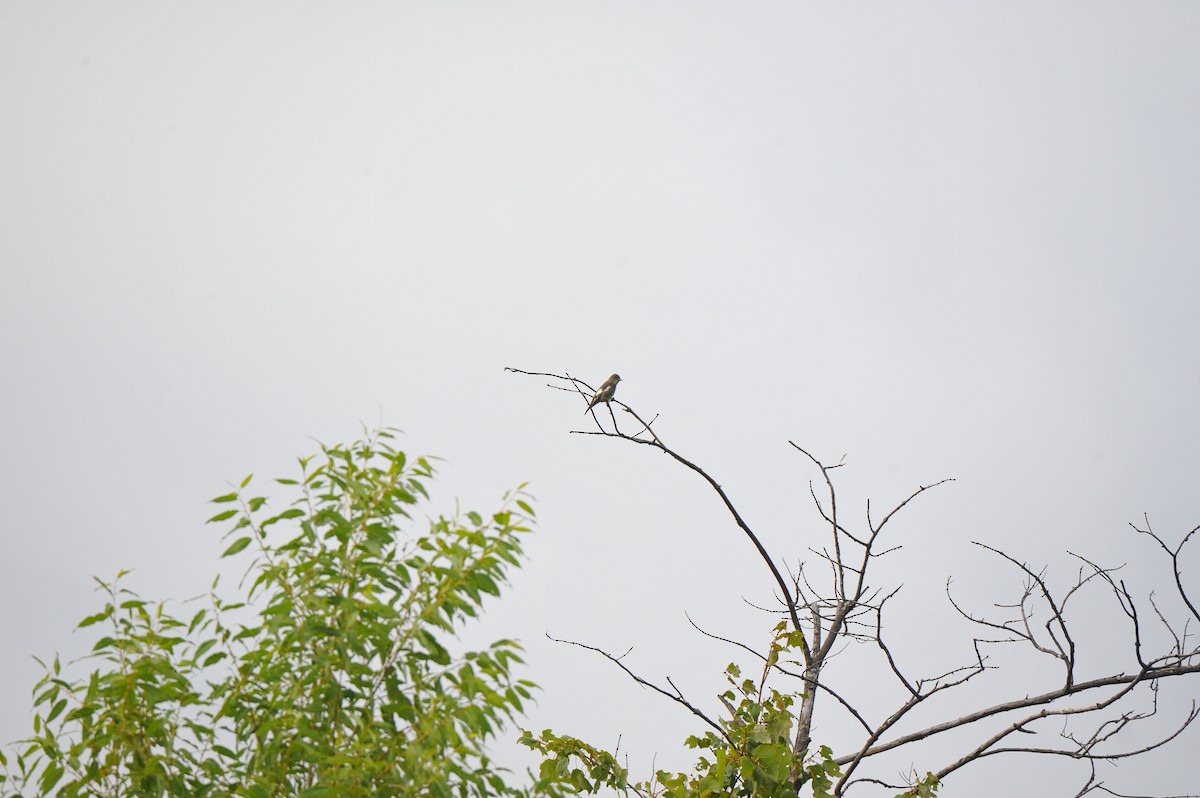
{"left": 545, "top": 633, "right": 728, "bottom": 742}
{"left": 509, "top": 367, "right": 1200, "bottom": 797}
{"left": 507, "top": 367, "right": 808, "bottom": 659}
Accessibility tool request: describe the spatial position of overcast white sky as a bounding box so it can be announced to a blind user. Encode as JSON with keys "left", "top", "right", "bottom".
{"left": 2, "top": 2, "right": 1199, "bottom": 795}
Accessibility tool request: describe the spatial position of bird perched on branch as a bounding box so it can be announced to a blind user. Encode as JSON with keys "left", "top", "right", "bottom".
{"left": 585, "top": 374, "right": 621, "bottom": 413}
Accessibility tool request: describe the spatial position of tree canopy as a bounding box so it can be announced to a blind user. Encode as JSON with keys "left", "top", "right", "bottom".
{"left": 2, "top": 430, "right": 556, "bottom": 798}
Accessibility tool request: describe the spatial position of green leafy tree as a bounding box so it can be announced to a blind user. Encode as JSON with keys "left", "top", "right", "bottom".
{"left": 1, "top": 430, "right": 563, "bottom": 798}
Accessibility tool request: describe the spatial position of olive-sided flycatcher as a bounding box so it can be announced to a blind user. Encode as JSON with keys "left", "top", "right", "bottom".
{"left": 585, "top": 374, "right": 621, "bottom": 413}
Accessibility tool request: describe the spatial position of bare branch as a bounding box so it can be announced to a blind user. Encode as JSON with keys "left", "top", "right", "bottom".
{"left": 975, "top": 542, "right": 1078, "bottom": 687}
{"left": 938, "top": 699, "right": 1200, "bottom": 787}
{"left": 837, "top": 659, "right": 1200, "bottom": 766}
{"left": 1069, "top": 551, "right": 1147, "bottom": 668}
{"left": 1133, "top": 518, "right": 1200, "bottom": 626}
{"left": 546, "top": 633, "right": 728, "bottom": 741}
{"left": 869, "top": 479, "right": 956, "bottom": 537}
{"left": 790, "top": 442, "right": 848, "bottom": 599}
{"left": 874, "top": 593, "right": 916, "bottom": 696}
{"left": 509, "top": 367, "right": 809, "bottom": 660}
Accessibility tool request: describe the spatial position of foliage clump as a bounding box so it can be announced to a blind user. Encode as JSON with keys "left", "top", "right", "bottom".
{"left": 2, "top": 430, "right": 541, "bottom": 797}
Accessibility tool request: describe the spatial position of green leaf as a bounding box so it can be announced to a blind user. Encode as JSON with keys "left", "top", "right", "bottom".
{"left": 45, "top": 699, "right": 67, "bottom": 723}
{"left": 207, "top": 509, "right": 238, "bottom": 523}
{"left": 222, "top": 537, "right": 252, "bottom": 557}
{"left": 39, "top": 762, "right": 64, "bottom": 792}
{"left": 418, "top": 630, "right": 452, "bottom": 665}
{"left": 211, "top": 492, "right": 239, "bottom": 504}
{"left": 753, "top": 742, "right": 791, "bottom": 783}
{"left": 77, "top": 611, "right": 110, "bottom": 629}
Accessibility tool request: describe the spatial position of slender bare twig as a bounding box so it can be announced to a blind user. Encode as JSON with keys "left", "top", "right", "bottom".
{"left": 974, "top": 542, "right": 1078, "bottom": 687}
{"left": 1069, "top": 551, "right": 1147, "bottom": 667}
{"left": 1134, "top": 518, "right": 1200, "bottom": 625}
{"left": 545, "top": 633, "right": 728, "bottom": 741}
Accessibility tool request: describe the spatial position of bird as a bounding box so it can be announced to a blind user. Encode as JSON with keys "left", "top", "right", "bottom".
{"left": 585, "top": 374, "right": 621, "bottom": 413}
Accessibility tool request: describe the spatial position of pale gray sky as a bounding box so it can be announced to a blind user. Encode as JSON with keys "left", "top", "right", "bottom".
{"left": 2, "top": 3, "right": 1199, "bottom": 795}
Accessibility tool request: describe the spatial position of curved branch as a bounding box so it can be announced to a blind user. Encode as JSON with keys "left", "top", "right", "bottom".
{"left": 974, "top": 541, "right": 1077, "bottom": 687}
{"left": 600, "top": 431, "right": 807, "bottom": 655}
{"left": 930, "top": 690, "right": 1199, "bottom": 787}
{"left": 508, "top": 367, "right": 807, "bottom": 657}
{"left": 546, "top": 633, "right": 728, "bottom": 741}
{"left": 984, "top": 702, "right": 1199, "bottom": 762}
{"left": 789, "top": 442, "right": 846, "bottom": 599}
{"left": 1134, "top": 518, "right": 1200, "bottom": 626}
{"left": 836, "top": 659, "right": 1200, "bottom": 766}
